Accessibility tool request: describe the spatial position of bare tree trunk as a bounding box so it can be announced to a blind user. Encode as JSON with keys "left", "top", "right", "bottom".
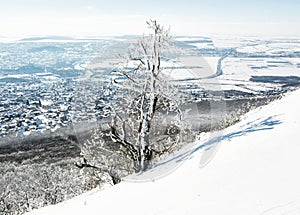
{"left": 139, "top": 92, "right": 157, "bottom": 170}
{"left": 138, "top": 21, "right": 162, "bottom": 171}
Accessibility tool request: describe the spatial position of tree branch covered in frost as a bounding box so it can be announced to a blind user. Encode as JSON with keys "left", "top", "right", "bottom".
{"left": 79, "top": 20, "right": 193, "bottom": 181}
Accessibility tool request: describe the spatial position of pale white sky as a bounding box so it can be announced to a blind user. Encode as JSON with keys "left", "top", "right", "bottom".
{"left": 0, "top": 0, "right": 299, "bottom": 37}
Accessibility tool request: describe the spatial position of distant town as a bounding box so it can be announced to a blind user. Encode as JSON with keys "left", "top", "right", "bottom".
{"left": 0, "top": 79, "right": 107, "bottom": 137}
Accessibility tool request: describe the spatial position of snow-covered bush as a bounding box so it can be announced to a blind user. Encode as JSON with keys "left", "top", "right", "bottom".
{"left": 0, "top": 160, "right": 95, "bottom": 215}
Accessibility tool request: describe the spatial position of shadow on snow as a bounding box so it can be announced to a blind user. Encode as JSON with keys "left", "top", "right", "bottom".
{"left": 152, "top": 115, "right": 282, "bottom": 169}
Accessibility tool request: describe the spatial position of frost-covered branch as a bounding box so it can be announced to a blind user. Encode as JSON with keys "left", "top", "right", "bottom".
{"left": 79, "top": 20, "right": 188, "bottom": 178}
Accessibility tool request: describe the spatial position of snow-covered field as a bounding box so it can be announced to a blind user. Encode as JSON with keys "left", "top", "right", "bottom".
{"left": 175, "top": 36, "right": 300, "bottom": 95}
{"left": 27, "top": 87, "right": 300, "bottom": 214}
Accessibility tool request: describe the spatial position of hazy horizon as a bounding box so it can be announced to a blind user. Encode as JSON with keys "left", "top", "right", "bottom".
{"left": 1, "top": 0, "right": 300, "bottom": 37}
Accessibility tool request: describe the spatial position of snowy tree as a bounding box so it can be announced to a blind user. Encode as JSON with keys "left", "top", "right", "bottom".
{"left": 79, "top": 20, "right": 190, "bottom": 177}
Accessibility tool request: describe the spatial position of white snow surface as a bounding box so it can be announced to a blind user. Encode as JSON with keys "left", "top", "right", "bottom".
{"left": 27, "top": 89, "right": 300, "bottom": 215}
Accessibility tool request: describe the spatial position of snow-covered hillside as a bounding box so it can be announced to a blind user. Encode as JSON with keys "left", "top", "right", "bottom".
{"left": 27, "top": 88, "right": 300, "bottom": 215}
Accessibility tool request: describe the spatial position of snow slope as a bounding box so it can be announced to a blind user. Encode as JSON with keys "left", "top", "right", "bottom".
{"left": 27, "top": 89, "right": 300, "bottom": 215}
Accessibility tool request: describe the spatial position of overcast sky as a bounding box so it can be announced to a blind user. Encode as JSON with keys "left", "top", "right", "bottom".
{"left": 0, "top": 0, "right": 299, "bottom": 37}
